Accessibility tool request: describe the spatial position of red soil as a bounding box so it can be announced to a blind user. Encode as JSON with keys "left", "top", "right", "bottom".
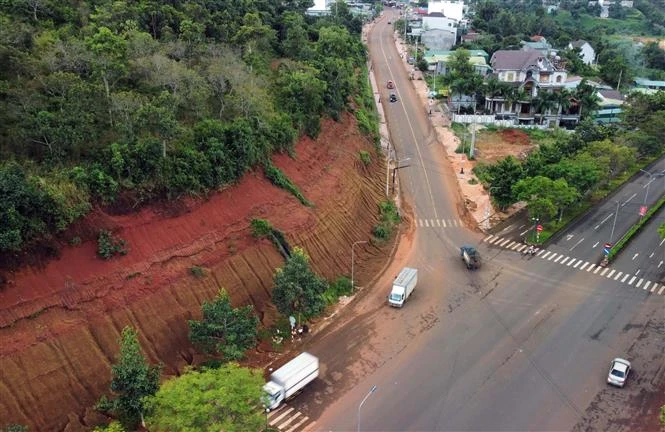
{"left": 0, "top": 113, "right": 387, "bottom": 431}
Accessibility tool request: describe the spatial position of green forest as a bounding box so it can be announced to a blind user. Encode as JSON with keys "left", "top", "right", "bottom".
{"left": 0, "top": 0, "right": 373, "bottom": 259}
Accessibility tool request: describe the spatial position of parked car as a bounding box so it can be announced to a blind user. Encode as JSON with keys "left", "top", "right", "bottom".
{"left": 387, "top": 80, "right": 395, "bottom": 89}
{"left": 387, "top": 20, "right": 392, "bottom": 24}
{"left": 389, "top": 93, "right": 398, "bottom": 103}
{"left": 607, "top": 358, "right": 631, "bottom": 387}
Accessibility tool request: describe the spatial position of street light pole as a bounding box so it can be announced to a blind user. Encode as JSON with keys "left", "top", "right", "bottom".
{"left": 357, "top": 385, "right": 378, "bottom": 432}
{"left": 352, "top": 240, "right": 369, "bottom": 289}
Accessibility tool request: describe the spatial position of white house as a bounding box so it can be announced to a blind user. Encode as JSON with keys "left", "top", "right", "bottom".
{"left": 422, "top": 12, "right": 459, "bottom": 31}
{"left": 568, "top": 40, "right": 596, "bottom": 65}
{"left": 427, "top": 0, "right": 465, "bottom": 21}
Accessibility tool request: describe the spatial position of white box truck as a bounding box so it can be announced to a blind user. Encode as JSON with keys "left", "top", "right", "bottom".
{"left": 388, "top": 267, "right": 417, "bottom": 307}
{"left": 263, "top": 352, "right": 319, "bottom": 410}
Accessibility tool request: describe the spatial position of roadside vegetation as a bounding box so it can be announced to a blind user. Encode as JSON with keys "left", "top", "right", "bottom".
{"left": 0, "top": 0, "right": 371, "bottom": 261}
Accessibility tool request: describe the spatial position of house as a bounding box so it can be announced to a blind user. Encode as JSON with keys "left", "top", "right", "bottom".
{"left": 427, "top": 0, "right": 466, "bottom": 21}
{"left": 568, "top": 40, "right": 596, "bottom": 65}
{"left": 520, "top": 36, "right": 556, "bottom": 57}
{"left": 633, "top": 77, "right": 665, "bottom": 94}
{"left": 422, "top": 12, "right": 459, "bottom": 32}
{"left": 424, "top": 50, "right": 490, "bottom": 75}
{"left": 421, "top": 28, "right": 457, "bottom": 51}
{"left": 594, "top": 89, "right": 625, "bottom": 124}
{"left": 483, "top": 49, "right": 579, "bottom": 127}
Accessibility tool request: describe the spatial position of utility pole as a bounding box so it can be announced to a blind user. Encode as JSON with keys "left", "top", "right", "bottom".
{"left": 616, "top": 69, "right": 623, "bottom": 91}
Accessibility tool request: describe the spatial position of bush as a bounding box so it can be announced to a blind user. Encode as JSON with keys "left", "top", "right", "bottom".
{"left": 358, "top": 150, "right": 371, "bottom": 166}
{"left": 250, "top": 218, "right": 272, "bottom": 238}
{"left": 97, "top": 230, "right": 128, "bottom": 259}
{"left": 190, "top": 266, "right": 206, "bottom": 278}
{"left": 372, "top": 200, "right": 401, "bottom": 241}
{"left": 263, "top": 163, "right": 312, "bottom": 207}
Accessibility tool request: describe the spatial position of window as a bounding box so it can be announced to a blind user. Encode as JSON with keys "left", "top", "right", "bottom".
{"left": 507, "top": 72, "right": 514, "bottom": 81}
{"left": 556, "top": 75, "right": 562, "bottom": 83}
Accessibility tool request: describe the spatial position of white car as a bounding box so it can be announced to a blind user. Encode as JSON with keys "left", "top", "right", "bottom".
{"left": 607, "top": 358, "right": 631, "bottom": 387}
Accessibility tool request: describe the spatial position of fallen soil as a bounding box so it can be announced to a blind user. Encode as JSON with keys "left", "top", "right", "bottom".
{"left": 0, "top": 113, "right": 389, "bottom": 431}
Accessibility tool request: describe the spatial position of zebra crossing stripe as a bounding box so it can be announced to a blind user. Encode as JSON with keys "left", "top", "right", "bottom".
{"left": 286, "top": 417, "right": 311, "bottom": 432}
{"left": 452, "top": 219, "right": 457, "bottom": 227}
{"left": 548, "top": 253, "right": 558, "bottom": 261}
{"left": 600, "top": 268, "right": 609, "bottom": 276}
{"left": 554, "top": 255, "right": 564, "bottom": 263}
{"left": 606, "top": 269, "right": 615, "bottom": 278}
{"left": 426, "top": 220, "right": 431, "bottom": 227}
{"left": 536, "top": 249, "right": 545, "bottom": 256}
{"left": 436, "top": 219, "right": 441, "bottom": 227}
{"left": 490, "top": 236, "right": 502, "bottom": 244}
{"left": 621, "top": 274, "right": 630, "bottom": 282}
{"left": 277, "top": 412, "right": 302, "bottom": 429}
{"left": 567, "top": 258, "right": 577, "bottom": 266}
{"left": 658, "top": 285, "right": 665, "bottom": 295}
{"left": 511, "top": 242, "right": 522, "bottom": 250}
{"left": 560, "top": 257, "right": 570, "bottom": 265}
{"left": 587, "top": 264, "right": 596, "bottom": 272}
{"left": 613, "top": 271, "right": 622, "bottom": 280}
{"left": 642, "top": 281, "right": 651, "bottom": 291}
{"left": 483, "top": 235, "right": 494, "bottom": 242}
{"left": 442, "top": 219, "right": 447, "bottom": 228}
{"left": 650, "top": 284, "right": 658, "bottom": 293}
{"left": 541, "top": 251, "right": 552, "bottom": 259}
{"left": 594, "top": 266, "right": 602, "bottom": 274}
{"left": 499, "top": 238, "right": 511, "bottom": 247}
{"left": 636, "top": 278, "right": 644, "bottom": 288}
{"left": 574, "top": 260, "right": 583, "bottom": 268}
{"left": 580, "top": 262, "right": 589, "bottom": 270}
{"left": 506, "top": 241, "right": 517, "bottom": 249}
{"left": 628, "top": 276, "right": 636, "bottom": 285}
{"left": 269, "top": 408, "right": 295, "bottom": 426}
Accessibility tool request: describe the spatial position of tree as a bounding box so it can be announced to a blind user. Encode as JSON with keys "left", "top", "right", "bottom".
{"left": 93, "top": 422, "right": 126, "bottom": 432}
{"left": 659, "top": 223, "right": 665, "bottom": 240}
{"left": 487, "top": 156, "right": 523, "bottom": 209}
{"left": 599, "top": 55, "right": 632, "bottom": 90}
{"left": 513, "top": 176, "right": 579, "bottom": 221}
{"left": 272, "top": 246, "right": 328, "bottom": 318}
{"left": 641, "top": 42, "right": 665, "bottom": 70}
{"left": 533, "top": 91, "right": 558, "bottom": 125}
{"left": 97, "top": 326, "right": 161, "bottom": 429}
{"left": 554, "top": 88, "right": 573, "bottom": 127}
{"left": 573, "top": 79, "right": 600, "bottom": 120}
{"left": 188, "top": 289, "right": 259, "bottom": 360}
{"left": 144, "top": 364, "right": 265, "bottom": 432}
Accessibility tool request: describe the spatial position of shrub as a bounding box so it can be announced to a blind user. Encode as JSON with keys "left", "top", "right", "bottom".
{"left": 190, "top": 266, "right": 206, "bottom": 278}
{"left": 250, "top": 218, "right": 272, "bottom": 238}
{"left": 372, "top": 200, "right": 401, "bottom": 241}
{"left": 358, "top": 150, "right": 371, "bottom": 166}
{"left": 97, "top": 230, "right": 128, "bottom": 259}
{"left": 263, "top": 163, "right": 312, "bottom": 207}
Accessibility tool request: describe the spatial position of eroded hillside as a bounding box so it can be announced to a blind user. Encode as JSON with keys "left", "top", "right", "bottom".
{"left": 0, "top": 114, "right": 386, "bottom": 431}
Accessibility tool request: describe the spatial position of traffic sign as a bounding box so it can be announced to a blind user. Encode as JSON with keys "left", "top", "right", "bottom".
{"left": 639, "top": 206, "right": 647, "bottom": 216}
{"left": 536, "top": 224, "right": 543, "bottom": 232}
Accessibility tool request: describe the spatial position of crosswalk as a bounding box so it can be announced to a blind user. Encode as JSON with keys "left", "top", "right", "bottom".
{"left": 417, "top": 218, "right": 464, "bottom": 228}
{"left": 267, "top": 405, "right": 314, "bottom": 432}
{"left": 483, "top": 234, "right": 665, "bottom": 296}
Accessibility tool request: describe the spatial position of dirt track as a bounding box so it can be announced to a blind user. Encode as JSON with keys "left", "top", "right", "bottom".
{"left": 0, "top": 114, "right": 388, "bottom": 431}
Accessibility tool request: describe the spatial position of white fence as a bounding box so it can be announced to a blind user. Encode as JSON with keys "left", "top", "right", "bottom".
{"left": 450, "top": 114, "right": 550, "bottom": 129}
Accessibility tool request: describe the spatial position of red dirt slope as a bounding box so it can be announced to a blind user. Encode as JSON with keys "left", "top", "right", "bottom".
{"left": 0, "top": 113, "right": 386, "bottom": 431}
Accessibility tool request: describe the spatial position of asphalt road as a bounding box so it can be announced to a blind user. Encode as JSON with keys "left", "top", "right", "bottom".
{"left": 271, "top": 9, "right": 664, "bottom": 432}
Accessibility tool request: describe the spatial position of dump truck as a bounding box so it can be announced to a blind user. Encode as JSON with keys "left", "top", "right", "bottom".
{"left": 460, "top": 246, "right": 481, "bottom": 270}
{"left": 388, "top": 267, "right": 418, "bottom": 307}
{"left": 263, "top": 352, "right": 319, "bottom": 410}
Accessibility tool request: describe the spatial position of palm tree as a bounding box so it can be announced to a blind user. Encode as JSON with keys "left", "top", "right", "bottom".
{"left": 574, "top": 79, "right": 600, "bottom": 120}
{"left": 532, "top": 91, "right": 558, "bottom": 125}
{"left": 554, "top": 88, "right": 572, "bottom": 127}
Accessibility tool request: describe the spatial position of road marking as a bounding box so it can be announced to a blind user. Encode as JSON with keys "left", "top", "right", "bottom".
{"left": 613, "top": 271, "right": 622, "bottom": 280}
{"left": 500, "top": 224, "right": 515, "bottom": 234}
{"left": 286, "top": 417, "right": 311, "bottom": 432}
{"left": 569, "top": 237, "right": 584, "bottom": 251}
{"left": 660, "top": 238, "right": 665, "bottom": 246}
{"left": 632, "top": 253, "right": 639, "bottom": 260}
{"left": 643, "top": 281, "right": 651, "bottom": 291}
{"left": 650, "top": 284, "right": 658, "bottom": 293}
{"left": 425, "top": 219, "right": 430, "bottom": 227}
{"left": 621, "top": 274, "right": 630, "bottom": 282}
{"left": 659, "top": 261, "right": 664, "bottom": 268}
{"left": 592, "top": 241, "right": 599, "bottom": 248}
{"left": 278, "top": 412, "right": 302, "bottom": 429}
{"left": 519, "top": 228, "right": 530, "bottom": 237}
{"left": 483, "top": 235, "right": 493, "bottom": 242}
{"left": 622, "top": 193, "right": 636, "bottom": 206}
{"left": 594, "top": 266, "right": 602, "bottom": 274}
{"left": 600, "top": 268, "right": 609, "bottom": 276}
{"left": 442, "top": 219, "right": 447, "bottom": 228}
{"left": 510, "top": 242, "right": 522, "bottom": 250}
{"left": 628, "top": 276, "right": 636, "bottom": 285}
{"left": 499, "top": 238, "right": 511, "bottom": 247}
{"left": 566, "top": 234, "right": 574, "bottom": 241}
{"left": 649, "top": 252, "right": 654, "bottom": 258}
{"left": 436, "top": 219, "right": 441, "bottom": 227}
{"left": 595, "top": 214, "right": 613, "bottom": 230}
{"left": 606, "top": 269, "right": 615, "bottom": 278}
{"left": 536, "top": 249, "right": 545, "bottom": 256}
{"left": 270, "top": 408, "right": 295, "bottom": 426}
{"left": 560, "top": 257, "right": 570, "bottom": 265}
{"left": 548, "top": 253, "right": 558, "bottom": 261}
{"left": 451, "top": 219, "right": 456, "bottom": 227}
{"left": 587, "top": 264, "right": 596, "bottom": 272}
{"left": 659, "top": 285, "right": 665, "bottom": 295}
{"left": 507, "top": 241, "right": 517, "bottom": 249}
{"left": 636, "top": 278, "right": 644, "bottom": 288}
{"left": 574, "top": 260, "right": 583, "bottom": 268}
{"left": 567, "top": 259, "right": 578, "bottom": 267}
{"left": 554, "top": 255, "right": 564, "bottom": 263}
{"left": 489, "top": 236, "right": 501, "bottom": 244}
{"left": 541, "top": 251, "right": 552, "bottom": 259}
{"left": 580, "top": 262, "right": 589, "bottom": 270}
{"left": 516, "top": 244, "right": 526, "bottom": 252}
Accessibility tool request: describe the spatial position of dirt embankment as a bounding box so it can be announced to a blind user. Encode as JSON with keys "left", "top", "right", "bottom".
{"left": 0, "top": 113, "right": 387, "bottom": 431}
